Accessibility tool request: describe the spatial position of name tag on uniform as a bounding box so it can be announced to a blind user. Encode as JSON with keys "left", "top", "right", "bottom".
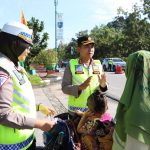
{"left": 75, "top": 65, "right": 84, "bottom": 74}
{"left": 92, "top": 65, "right": 100, "bottom": 74}
{"left": 13, "top": 70, "right": 26, "bottom": 85}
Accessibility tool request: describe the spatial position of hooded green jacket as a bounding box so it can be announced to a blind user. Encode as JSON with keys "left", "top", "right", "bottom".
{"left": 115, "top": 50, "right": 150, "bottom": 145}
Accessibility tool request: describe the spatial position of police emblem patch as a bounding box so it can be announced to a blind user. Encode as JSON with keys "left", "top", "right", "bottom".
{"left": 75, "top": 65, "right": 84, "bottom": 74}
{"left": 92, "top": 65, "right": 100, "bottom": 74}
{"left": 0, "top": 75, "right": 8, "bottom": 87}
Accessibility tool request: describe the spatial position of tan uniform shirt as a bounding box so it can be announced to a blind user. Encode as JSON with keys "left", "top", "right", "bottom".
{"left": 61, "top": 60, "right": 107, "bottom": 98}
{"left": 0, "top": 67, "right": 35, "bottom": 129}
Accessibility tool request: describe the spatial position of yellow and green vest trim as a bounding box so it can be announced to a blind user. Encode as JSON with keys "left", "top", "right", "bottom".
{"left": 68, "top": 58, "right": 102, "bottom": 112}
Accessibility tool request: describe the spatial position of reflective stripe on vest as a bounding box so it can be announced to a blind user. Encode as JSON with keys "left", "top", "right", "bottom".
{"left": 0, "top": 134, "right": 34, "bottom": 150}
{"left": 68, "top": 59, "right": 102, "bottom": 112}
{"left": 0, "top": 53, "right": 36, "bottom": 148}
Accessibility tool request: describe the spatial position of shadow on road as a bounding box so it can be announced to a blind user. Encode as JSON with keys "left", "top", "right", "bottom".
{"left": 36, "top": 146, "right": 45, "bottom": 149}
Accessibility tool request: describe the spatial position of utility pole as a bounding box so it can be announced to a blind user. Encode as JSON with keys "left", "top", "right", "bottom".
{"left": 54, "top": 0, "right": 58, "bottom": 51}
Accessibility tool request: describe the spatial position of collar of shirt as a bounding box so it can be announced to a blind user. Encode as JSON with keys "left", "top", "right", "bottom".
{"left": 78, "top": 58, "right": 94, "bottom": 68}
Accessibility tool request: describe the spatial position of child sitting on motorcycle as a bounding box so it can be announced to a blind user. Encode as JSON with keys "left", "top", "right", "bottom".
{"left": 76, "top": 90, "right": 114, "bottom": 150}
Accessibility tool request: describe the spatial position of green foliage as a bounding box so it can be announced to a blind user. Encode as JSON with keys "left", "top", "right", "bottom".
{"left": 90, "top": 25, "right": 124, "bottom": 59}
{"left": 28, "top": 17, "right": 49, "bottom": 56}
{"left": 25, "top": 17, "right": 49, "bottom": 68}
{"left": 57, "top": 38, "right": 79, "bottom": 61}
{"left": 65, "top": 38, "right": 79, "bottom": 59}
{"left": 57, "top": 42, "right": 68, "bottom": 61}
{"left": 32, "top": 49, "right": 58, "bottom": 66}
{"left": 75, "top": 30, "right": 89, "bottom": 38}
{"left": 143, "top": 0, "right": 150, "bottom": 19}
{"left": 27, "top": 73, "right": 44, "bottom": 86}
{"left": 61, "top": 0, "right": 150, "bottom": 60}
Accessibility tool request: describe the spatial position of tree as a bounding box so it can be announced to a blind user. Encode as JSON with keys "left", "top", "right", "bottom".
{"left": 57, "top": 42, "right": 68, "bottom": 61}
{"left": 64, "top": 30, "right": 90, "bottom": 60}
{"left": 106, "top": 3, "right": 150, "bottom": 57}
{"left": 56, "top": 0, "right": 150, "bottom": 61}
{"left": 32, "top": 49, "right": 58, "bottom": 66}
{"left": 143, "top": 0, "right": 150, "bottom": 19}
{"left": 75, "top": 30, "right": 89, "bottom": 38}
{"left": 107, "top": 7, "right": 128, "bottom": 32}
{"left": 122, "top": 4, "right": 150, "bottom": 55}
{"left": 90, "top": 25, "right": 124, "bottom": 59}
{"left": 25, "top": 17, "right": 49, "bottom": 69}
{"left": 65, "top": 38, "right": 79, "bottom": 59}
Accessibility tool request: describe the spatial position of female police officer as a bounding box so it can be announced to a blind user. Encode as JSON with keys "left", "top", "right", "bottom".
{"left": 0, "top": 22, "right": 56, "bottom": 149}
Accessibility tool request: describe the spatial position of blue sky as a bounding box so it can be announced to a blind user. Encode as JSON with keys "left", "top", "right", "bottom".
{"left": 0, "top": 0, "right": 142, "bottom": 48}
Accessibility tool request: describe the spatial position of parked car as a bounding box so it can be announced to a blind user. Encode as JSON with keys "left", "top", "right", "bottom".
{"left": 102, "top": 58, "right": 126, "bottom": 71}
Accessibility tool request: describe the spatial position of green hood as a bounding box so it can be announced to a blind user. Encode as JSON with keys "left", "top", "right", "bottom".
{"left": 115, "top": 50, "right": 150, "bottom": 144}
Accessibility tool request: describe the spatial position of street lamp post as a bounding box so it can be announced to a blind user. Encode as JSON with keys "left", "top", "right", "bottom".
{"left": 54, "top": 0, "right": 58, "bottom": 51}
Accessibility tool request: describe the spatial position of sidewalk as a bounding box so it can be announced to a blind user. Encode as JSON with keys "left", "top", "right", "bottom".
{"left": 34, "top": 83, "right": 67, "bottom": 147}
{"left": 34, "top": 70, "right": 67, "bottom": 147}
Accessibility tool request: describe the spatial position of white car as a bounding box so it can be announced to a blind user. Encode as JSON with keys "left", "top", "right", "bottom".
{"left": 102, "top": 58, "right": 126, "bottom": 71}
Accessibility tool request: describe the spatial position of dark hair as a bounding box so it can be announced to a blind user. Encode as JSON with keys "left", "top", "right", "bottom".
{"left": 88, "top": 90, "right": 107, "bottom": 114}
{"left": 0, "top": 32, "right": 30, "bottom": 66}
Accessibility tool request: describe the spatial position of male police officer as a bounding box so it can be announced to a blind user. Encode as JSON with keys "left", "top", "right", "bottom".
{"left": 108, "top": 59, "right": 113, "bottom": 71}
{"left": 62, "top": 35, "right": 107, "bottom": 112}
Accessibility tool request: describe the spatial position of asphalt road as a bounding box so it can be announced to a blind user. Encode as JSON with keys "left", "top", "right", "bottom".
{"left": 106, "top": 72, "right": 126, "bottom": 100}
{"left": 59, "top": 68, "right": 126, "bottom": 100}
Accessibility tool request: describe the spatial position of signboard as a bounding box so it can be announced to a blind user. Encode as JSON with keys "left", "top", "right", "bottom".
{"left": 57, "top": 13, "right": 63, "bottom": 40}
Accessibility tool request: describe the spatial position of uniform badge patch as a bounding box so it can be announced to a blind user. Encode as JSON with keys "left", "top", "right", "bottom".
{"left": 75, "top": 65, "right": 84, "bottom": 74}
{"left": 0, "top": 75, "right": 8, "bottom": 87}
{"left": 92, "top": 65, "right": 100, "bottom": 74}
{"left": 13, "top": 70, "right": 26, "bottom": 85}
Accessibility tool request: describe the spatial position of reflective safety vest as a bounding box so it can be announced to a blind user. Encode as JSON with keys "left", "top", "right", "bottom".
{"left": 0, "top": 53, "right": 36, "bottom": 150}
{"left": 68, "top": 59, "right": 102, "bottom": 112}
{"left": 108, "top": 60, "right": 113, "bottom": 65}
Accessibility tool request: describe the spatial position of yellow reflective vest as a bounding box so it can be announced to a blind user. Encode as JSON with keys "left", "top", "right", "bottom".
{"left": 108, "top": 59, "right": 113, "bottom": 65}
{"left": 68, "top": 59, "right": 102, "bottom": 112}
{"left": 0, "top": 53, "right": 36, "bottom": 150}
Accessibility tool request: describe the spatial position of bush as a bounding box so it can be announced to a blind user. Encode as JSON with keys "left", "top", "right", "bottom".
{"left": 32, "top": 50, "right": 58, "bottom": 66}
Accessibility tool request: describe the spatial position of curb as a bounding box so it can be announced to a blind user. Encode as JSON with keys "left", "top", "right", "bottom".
{"left": 32, "top": 77, "right": 62, "bottom": 89}
{"left": 43, "top": 77, "right": 62, "bottom": 83}
{"left": 106, "top": 93, "right": 119, "bottom": 102}
{"left": 49, "top": 76, "right": 62, "bottom": 83}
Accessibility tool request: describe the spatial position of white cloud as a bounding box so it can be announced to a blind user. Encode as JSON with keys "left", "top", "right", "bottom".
{"left": 89, "top": 0, "right": 143, "bottom": 24}
{"left": 115, "top": 0, "right": 143, "bottom": 10}
{"left": 91, "top": 9, "right": 115, "bottom": 24}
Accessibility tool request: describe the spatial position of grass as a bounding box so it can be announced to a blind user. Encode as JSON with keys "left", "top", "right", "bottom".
{"left": 45, "top": 74, "right": 57, "bottom": 78}
{"left": 27, "top": 73, "right": 46, "bottom": 86}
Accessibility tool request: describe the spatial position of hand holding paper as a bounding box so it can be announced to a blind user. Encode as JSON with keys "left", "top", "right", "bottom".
{"left": 38, "top": 104, "right": 56, "bottom": 116}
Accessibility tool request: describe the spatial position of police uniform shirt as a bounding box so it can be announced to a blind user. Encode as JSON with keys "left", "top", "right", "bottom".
{"left": 62, "top": 59, "right": 108, "bottom": 98}
{"left": 0, "top": 68, "right": 35, "bottom": 129}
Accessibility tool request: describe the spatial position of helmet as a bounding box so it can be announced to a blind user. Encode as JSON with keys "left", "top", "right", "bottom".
{"left": 1, "top": 21, "right": 33, "bottom": 45}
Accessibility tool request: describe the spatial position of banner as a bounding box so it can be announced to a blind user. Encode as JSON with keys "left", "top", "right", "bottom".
{"left": 57, "top": 13, "right": 63, "bottom": 40}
